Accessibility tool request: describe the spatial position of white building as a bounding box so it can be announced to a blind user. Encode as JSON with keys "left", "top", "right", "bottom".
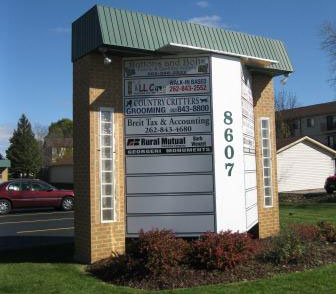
{"left": 277, "top": 136, "right": 336, "bottom": 192}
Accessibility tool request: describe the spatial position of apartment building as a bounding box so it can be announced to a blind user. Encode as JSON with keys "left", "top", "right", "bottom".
{"left": 277, "top": 101, "right": 336, "bottom": 150}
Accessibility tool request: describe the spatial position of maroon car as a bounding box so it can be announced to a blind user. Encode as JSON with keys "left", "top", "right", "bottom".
{"left": 0, "top": 179, "right": 74, "bottom": 215}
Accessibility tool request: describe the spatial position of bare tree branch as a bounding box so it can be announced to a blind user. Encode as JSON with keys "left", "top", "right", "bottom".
{"left": 275, "top": 90, "right": 300, "bottom": 139}
{"left": 33, "top": 123, "right": 48, "bottom": 143}
{"left": 321, "top": 21, "right": 336, "bottom": 88}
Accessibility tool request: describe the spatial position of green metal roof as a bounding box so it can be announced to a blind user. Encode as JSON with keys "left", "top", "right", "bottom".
{"left": 0, "top": 160, "right": 10, "bottom": 168}
{"left": 72, "top": 5, "right": 293, "bottom": 74}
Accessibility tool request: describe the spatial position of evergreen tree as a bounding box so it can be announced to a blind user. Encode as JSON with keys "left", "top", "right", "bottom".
{"left": 6, "top": 114, "right": 42, "bottom": 178}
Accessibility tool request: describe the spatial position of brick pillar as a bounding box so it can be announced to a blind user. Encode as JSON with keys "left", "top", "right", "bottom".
{"left": 252, "top": 73, "right": 280, "bottom": 238}
{"left": 73, "top": 52, "right": 125, "bottom": 263}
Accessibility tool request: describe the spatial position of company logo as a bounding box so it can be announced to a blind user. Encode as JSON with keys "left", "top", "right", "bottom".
{"left": 125, "top": 100, "right": 133, "bottom": 107}
{"left": 127, "top": 138, "right": 140, "bottom": 146}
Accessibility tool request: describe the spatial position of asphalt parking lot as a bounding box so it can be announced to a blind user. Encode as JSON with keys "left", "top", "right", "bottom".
{"left": 0, "top": 209, "right": 74, "bottom": 251}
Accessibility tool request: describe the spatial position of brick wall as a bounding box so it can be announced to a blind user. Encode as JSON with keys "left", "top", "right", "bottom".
{"left": 73, "top": 52, "right": 125, "bottom": 264}
{"left": 0, "top": 168, "right": 8, "bottom": 182}
{"left": 252, "top": 73, "right": 280, "bottom": 238}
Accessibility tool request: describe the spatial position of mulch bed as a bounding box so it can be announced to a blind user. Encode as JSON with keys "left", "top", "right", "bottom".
{"left": 88, "top": 243, "right": 336, "bottom": 290}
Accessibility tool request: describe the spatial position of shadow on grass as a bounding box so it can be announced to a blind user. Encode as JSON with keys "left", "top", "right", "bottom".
{"left": 0, "top": 237, "right": 74, "bottom": 264}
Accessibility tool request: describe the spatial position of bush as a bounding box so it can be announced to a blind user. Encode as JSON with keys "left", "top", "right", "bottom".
{"left": 89, "top": 230, "right": 189, "bottom": 283}
{"left": 133, "top": 229, "right": 189, "bottom": 276}
{"left": 259, "top": 229, "right": 311, "bottom": 265}
{"left": 318, "top": 221, "right": 336, "bottom": 243}
{"left": 89, "top": 252, "right": 142, "bottom": 283}
{"left": 289, "top": 224, "right": 321, "bottom": 242}
{"left": 189, "top": 231, "right": 257, "bottom": 270}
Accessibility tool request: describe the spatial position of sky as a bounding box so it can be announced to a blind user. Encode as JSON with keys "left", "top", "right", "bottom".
{"left": 0, "top": 0, "right": 336, "bottom": 155}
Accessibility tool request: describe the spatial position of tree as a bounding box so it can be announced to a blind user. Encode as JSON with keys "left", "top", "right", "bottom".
{"left": 6, "top": 114, "right": 42, "bottom": 178}
{"left": 0, "top": 153, "right": 3, "bottom": 160}
{"left": 275, "top": 90, "right": 300, "bottom": 139}
{"left": 321, "top": 22, "right": 336, "bottom": 89}
{"left": 34, "top": 123, "right": 48, "bottom": 142}
{"left": 46, "top": 118, "right": 73, "bottom": 138}
{"left": 44, "top": 119, "right": 73, "bottom": 165}
{"left": 33, "top": 123, "right": 49, "bottom": 168}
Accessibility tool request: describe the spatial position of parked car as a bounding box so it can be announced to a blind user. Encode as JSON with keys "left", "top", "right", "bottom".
{"left": 0, "top": 179, "right": 74, "bottom": 215}
{"left": 325, "top": 175, "right": 336, "bottom": 194}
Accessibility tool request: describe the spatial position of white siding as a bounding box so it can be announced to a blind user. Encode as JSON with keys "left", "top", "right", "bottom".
{"left": 277, "top": 141, "right": 335, "bottom": 192}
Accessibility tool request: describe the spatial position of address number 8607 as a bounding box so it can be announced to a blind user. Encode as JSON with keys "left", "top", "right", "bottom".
{"left": 224, "top": 111, "right": 234, "bottom": 176}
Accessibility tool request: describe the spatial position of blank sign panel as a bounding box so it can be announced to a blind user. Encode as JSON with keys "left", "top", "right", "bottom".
{"left": 244, "top": 172, "right": 257, "bottom": 190}
{"left": 245, "top": 188, "right": 257, "bottom": 208}
{"left": 127, "top": 214, "right": 215, "bottom": 234}
{"left": 127, "top": 194, "right": 214, "bottom": 214}
{"left": 246, "top": 205, "right": 258, "bottom": 229}
{"left": 126, "top": 174, "right": 214, "bottom": 194}
{"left": 244, "top": 154, "right": 256, "bottom": 171}
{"left": 126, "top": 155, "right": 213, "bottom": 174}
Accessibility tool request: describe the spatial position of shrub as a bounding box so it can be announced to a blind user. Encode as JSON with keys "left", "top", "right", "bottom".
{"left": 289, "top": 224, "right": 321, "bottom": 242}
{"left": 259, "top": 230, "right": 311, "bottom": 265}
{"left": 318, "top": 221, "right": 336, "bottom": 243}
{"left": 134, "top": 229, "right": 190, "bottom": 276}
{"left": 89, "top": 230, "right": 189, "bottom": 282}
{"left": 89, "top": 252, "right": 142, "bottom": 283}
{"left": 189, "top": 231, "right": 257, "bottom": 270}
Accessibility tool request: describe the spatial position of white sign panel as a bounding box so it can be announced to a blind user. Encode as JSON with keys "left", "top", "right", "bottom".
{"left": 124, "top": 56, "right": 210, "bottom": 77}
{"left": 241, "top": 83, "right": 253, "bottom": 104}
{"left": 242, "top": 99, "right": 254, "bottom": 121}
{"left": 124, "top": 76, "right": 210, "bottom": 97}
{"left": 242, "top": 118, "right": 255, "bottom": 138}
{"left": 125, "top": 115, "right": 212, "bottom": 135}
{"left": 241, "top": 64, "right": 258, "bottom": 229}
{"left": 124, "top": 95, "right": 211, "bottom": 116}
{"left": 212, "top": 55, "right": 247, "bottom": 232}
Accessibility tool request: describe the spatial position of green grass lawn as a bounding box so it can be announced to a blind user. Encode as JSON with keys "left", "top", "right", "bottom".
{"left": 1, "top": 261, "right": 336, "bottom": 294}
{"left": 1, "top": 202, "right": 336, "bottom": 294}
{"left": 280, "top": 202, "right": 336, "bottom": 228}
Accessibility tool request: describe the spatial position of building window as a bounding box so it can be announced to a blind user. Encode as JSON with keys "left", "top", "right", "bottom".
{"left": 328, "top": 135, "right": 336, "bottom": 150}
{"left": 261, "top": 118, "right": 273, "bottom": 207}
{"left": 327, "top": 115, "right": 336, "bottom": 131}
{"left": 100, "top": 108, "right": 115, "bottom": 223}
{"left": 292, "top": 119, "right": 300, "bottom": 130}
{"left": 307, "top": 118, "right": 314, "bottom": 128}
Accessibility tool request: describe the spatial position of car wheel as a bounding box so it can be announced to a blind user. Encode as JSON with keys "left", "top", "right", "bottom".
{"left": 61, "top": 197, "right": 74, "bottom": 211}
{"left": 0, "top": 199, "right": 11, "bottom": 215}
